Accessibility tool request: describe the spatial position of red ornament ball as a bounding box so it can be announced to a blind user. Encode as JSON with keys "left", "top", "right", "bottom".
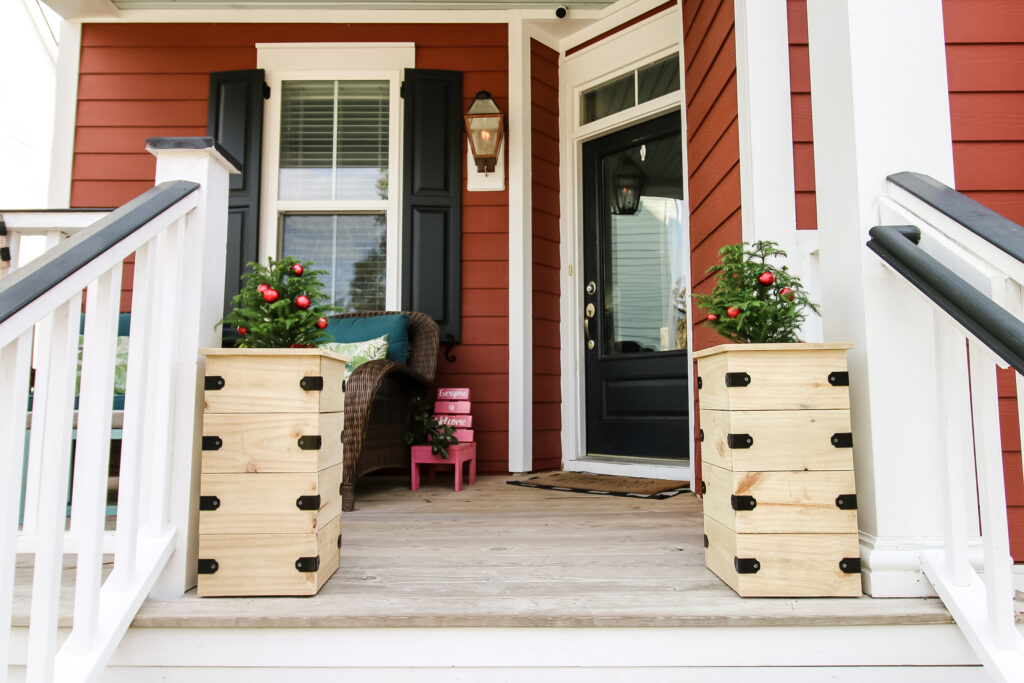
{"left": 263, "top": 288, "right": 279, "bottom": 303}
{"left": 706, "top": 313, "right": 719, "bottom": 321}
{"left": 295, "top": 294, "right": 311, "bottom": 309}
{"left": 779, "top": 287, "right": 795, "bottom": 301}
{"left": 257, "top": 283, "right": 269, "bottom": 293}
{"left": 237, "top": 326, "right": 247, "bottom": 335}
{"left": 758, "top": 271, "right": 775, "bottom": 286}
{"left": 316, "top": 317, "right": 328, "bottom": 329}
{"left": 726, "top": 306, "right": 741, "bottom": 319}
{"left": 291, "top": 263, "right": 304, "bottom": 276}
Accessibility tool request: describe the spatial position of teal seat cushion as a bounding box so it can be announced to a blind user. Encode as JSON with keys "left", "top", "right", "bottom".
{"left": 325, "top": 314, "right": 410, "bottom": 364}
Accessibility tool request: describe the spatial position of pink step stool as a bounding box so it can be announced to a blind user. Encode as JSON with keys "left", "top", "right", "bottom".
{"left": 410, "top": 443, "right": 477, "bottom": 492}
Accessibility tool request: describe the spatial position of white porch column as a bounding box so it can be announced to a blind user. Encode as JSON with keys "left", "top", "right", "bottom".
{"left": 508, "top": 12, "right": 533, "bottom": 474}
{"left": 147, "top": 138, "right": 238, "bottom": 597}
{"left": 48, "top": 19, "right": 81, "bottom": 209}
{"left": 806, "top": 0, "right": 956, "bottom": 596}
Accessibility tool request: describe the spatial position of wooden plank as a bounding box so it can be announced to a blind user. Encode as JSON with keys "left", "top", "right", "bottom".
{"left": 202, "top": 350, "right": 347, "bottom": 414}
{"left": 686, "top": 37, "right": 736, "bottom": 135}
{"left": 700, "top": 408, "right": 853, "bottom": 471}
{"left": 702, "top": 463, "right": 858, "bottom": 534}
{"left": 201, "top": 412, "right": 344, "bottom": 474}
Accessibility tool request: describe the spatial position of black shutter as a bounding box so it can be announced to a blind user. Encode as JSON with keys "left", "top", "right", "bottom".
{"left": 208, "top": 69, "right": 265, "bottom": 320}
{"left": 401, "top": 69, "right": 463, "bottom": 343}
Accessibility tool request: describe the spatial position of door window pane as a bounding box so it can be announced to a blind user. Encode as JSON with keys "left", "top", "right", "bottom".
{"left": 637, "top": 55, "right": 680, "bottom": 105}
{"left": 281, "top": 214, "right": 386, "bottom": 312}
{"left": 581, "top": 72, "right": 635, "bottom": 125}
{"left": 279, "top": 81, "right": 390, "bottom": 201}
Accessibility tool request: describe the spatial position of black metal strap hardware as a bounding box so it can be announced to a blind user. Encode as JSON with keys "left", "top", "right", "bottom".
{"left": 839, "top": 557, "right": 861, "bottom": 574}
{"left": 727, "top": 433, "right": 753, "bottom": 449}
{"left": 724, "top": 372, "right": 751, "bottom": 388}
{"left": 828, "top": 371, "right": 850, "bottom": 387}
{"left": 300, "top": 376, "right": 324, "bottom": 391}
{"left": 197, "top": 559, "right": 219, "bottom": 574}
{"left": 703, "top": 534, "right": 709, "bottom": 549}
{"left": 199, "top": 496, "right": 220, "bottom": 511}
{"left": 731, "top": 495, "right": 757, "bottom": 511}
{"left": 202, "top": 436, "right": 223, "bottom": 451}
{"left": 0, "top": 247, "right": 9, "bottom": 263}
{"left": 734, "top": 557, "right": 760, "bottom": 574}
{"left": 697, "top": 376, "right": 703, "bottom": 390}
{"left": 205, "top": 376, "right": 225, "bottom": 391}
{"left": 296, "top": 556, "right": 320, "bottom": 573}
{"left": 296, "top": 495, "right": 321, "bottom": 510}
{"left": 701, "top": 481, "right": 706, "bottom": 495}
{"left": 699, "top": 428, "right": 704, "bottom": 442}
{"left": 835, "top": 494, "right": 858, "bottom": 510}
{"left": 343, "top": 379, "right": 347, "bottom": 393}
{"left": 831, "top": 433, "right": 854, "bottom": 448}
{"left": 338, "top": 534, "right": 343, "bottom": 548}
{"left": 297, "top": 435, "right": 322, "bottom": 451}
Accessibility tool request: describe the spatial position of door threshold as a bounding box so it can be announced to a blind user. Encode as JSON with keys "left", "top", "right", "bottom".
{"left": 564, "top": 455, "right": 690, "bottom": 481}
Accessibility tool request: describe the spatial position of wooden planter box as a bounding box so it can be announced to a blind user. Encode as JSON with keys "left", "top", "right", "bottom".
{"left": 694, "top": 342, "right": 861, "bottom": 598}
{"left": 197, "top": 348, "right": 347, "bottom": 597}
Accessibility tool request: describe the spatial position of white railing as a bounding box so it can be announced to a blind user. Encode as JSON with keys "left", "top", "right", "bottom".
{"left": 0, "top": 210, "right": 112, "bottom": 279}
{"left": 872, "top": 172, "right": 1024, "bottom": 682}
{"left": 1, "top": 139, "right": 236, "bottom": 683}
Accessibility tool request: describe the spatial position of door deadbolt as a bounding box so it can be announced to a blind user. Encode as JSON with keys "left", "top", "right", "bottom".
{"left": 585, "top": 303, "right": 596, "bottom": 318}
{"left": 585, "top": 281, "right": 597, "bottom": 296}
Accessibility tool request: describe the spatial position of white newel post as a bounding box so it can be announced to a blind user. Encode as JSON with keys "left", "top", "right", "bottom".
{"left": 806, "top": 0, "right": 957, "bottom": 596}
{"left": 146, "top": 139, "right": 239, "bottom": 598}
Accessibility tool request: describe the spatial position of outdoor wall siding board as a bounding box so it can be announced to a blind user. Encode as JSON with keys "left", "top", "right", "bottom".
{"left": 531, "top": 236, "right": 560, "bottom": 269}
{"left": 71, "top": 180, "right": 153, "bottom": 208}
{"left": 79, "top": 74, "right": 210, "bottom": 101}
{"left": 686, "top": 32, "right": 736, "bottom": 135}
{"left": 788, "top": 0, "right": 816, "bottom": 230}
{"left": 463, "top": 261, "right": 510, "bottom": 289}
{"left": 688, "top": 120, "right": 741, "bottom": 207}
{"left": 462, "top": 205, "right": 510, "bottom": 233}
{"left": 75, "top": 126, "right": 207, "bottom": 153}
{"left": 80, "top": 46, "right": 256, "bottom": 74}
{"left": 533, "top": 263, "right": 560, "bottom": 296}
{"left": 685, "top": 0, "right": 733, "bottom": 104}
{"left": 461, "top": 316, "right": 510, "bottom": 345}
{"left": 462, "top": 188, "right": 510, "bottom": 207}
{"left": 795, "top": 192, "right": 818, "bottom": 230}
{"left": 77, "top": 100, "right": 208, "bottom": 127}
{"left": 788, "top": 45, "right": 810, "bottom": 94}
{"left": 533, "top": 184, "right": 561, "bottom": 219}
{"left": 72, "top": 153, "right": 156, "bottom": 181}
{"left": 463, "top": 233, "right": 510, "bottom": 261}
{"left": 942, "top": 0, "right": 1024, "bottom": 559}
{"left": 688, "top": 164, "right": 742, "bottom": 246}
{"left": 687, "top": 74, "right": 738, "bottom": 173}
{"left": 534, "top": 291, "right": 561, "bottom": 323}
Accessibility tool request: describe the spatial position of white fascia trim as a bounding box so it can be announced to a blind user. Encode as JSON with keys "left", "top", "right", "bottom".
{"left": 78, "top": 8, "right": 515, "bottom": 22}
{"left": 47, "top": 19, "right": 81, "bottom": 209}
{"left": 22, "top": 0, "right": 59, "bottom": 63}
{"left": 508, "top": 12, "right": 533, "bottom": 474}
{"left": 558, "top": 0, "right": 676, "bottom": 53}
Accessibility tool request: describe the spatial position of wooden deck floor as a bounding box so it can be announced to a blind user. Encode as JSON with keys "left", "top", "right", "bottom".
{"left": 116, "top": 474, "right": 954, "bottom": 629}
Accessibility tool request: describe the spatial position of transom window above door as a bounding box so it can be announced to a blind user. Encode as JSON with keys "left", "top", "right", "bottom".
{"left": 580, "top": 53, "right": 680, "bottom": 125}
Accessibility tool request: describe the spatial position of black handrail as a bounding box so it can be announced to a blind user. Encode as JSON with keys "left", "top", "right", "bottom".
{"left": 867, "top": 224, "right": 1024, "bottom": 374}
{"left": 889, "top": 172, "right": 1024, "bottom": 265}
{"left": 0, "top": 181, "right": 199, "bottom": 327}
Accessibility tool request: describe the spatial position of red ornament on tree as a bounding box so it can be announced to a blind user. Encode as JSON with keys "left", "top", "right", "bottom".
{"left": 291, "top": 263, "right": 304, "bottom": 276}
{"left": 726, "top": 306, "right": 741, "bottom": 319}
{"left": 257, "top": 283, "right": 269, "bottom": 293}
{"left": 263, "top": 288, "right": 279, "bottom": 303}
{"left": 758, "top": 271, "right": 775, "bottom": 286}
{"left": 295, "top": 294, "right": 311, "bottom": 309}
{"left": 237, "top": 326, "right": 247, "bottom": 335}
{"left": 779, "top": 287, "right": 795, "bottom": 301}
{"left": 706, "top": 313, "right": 719, "bottom": 321}
{"left": 316, "top": 317, "right": 328, "bottom": 329}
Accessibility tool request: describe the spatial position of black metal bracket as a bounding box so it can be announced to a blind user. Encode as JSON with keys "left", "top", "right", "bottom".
{"left": 828, "top": 371, "right": 850, "bottom": 387}
{"left": 727, "top": 433, "right": 753, "bottom": 449}
{"left": 202, "top": 436, "right": 223, "bottom": 451}
{"left": 731, "top": 495, "right": 757, "bottom": 511}
{"left": 338, "top": 534, "right": 343, "bottom": 548}
{"left": 300, "top": 376, "right": 324, "bottom": 391}
{"left": 699, "top": 428, "right": 704, "bottom": 442}
{"left": 0, "top": 247, "right": 9, "bottom": 264}
{"left": 734, "top": 557, "right": 760, "bottom": 574}
{"left": 835, "top": 494, "right": 858, "bottom": 510}
{"left": 724, "top": 372, "right": 751, "bottom": 388}
{"left": 703, "top": 534, "right": 709, "bottom": 549}
{"left": 0, "top": 220, "right": 6, "bottom": 236}
{"left": 296, "top": 495, "right": 321, "bottom": 511}
{"left": 839, "top": 557, "right": 861, "bottom": 574}
{"left": 297, "top": 435, "right": 322, "bottom": 451}
{"left": 701, "top": 481, "right": 706, "bottom": 495}
{"left": 697, "top": 376, "right": 702, "bottom": 390}
{"left": 831, "top": 433, "right": 854, "bottom": 448}
{"left": 199, "top": 496, "right": 220, "bottom": 511}
{"left": 296, "top": 556, "right": 320, "bottom": 573}
{"left": 197, "top": 559, "right": 219, "bottom": 574}
{"left": 443, "top": 334, "right": 457, "bottom": 363}
{"left": 205, "top": 376, "right": 225, "bottom": 391}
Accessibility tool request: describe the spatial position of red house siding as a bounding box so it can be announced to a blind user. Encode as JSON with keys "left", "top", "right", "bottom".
{"left": 942, "top": 0, "right": 1024, "bottom": 559}
{"left": 683, "top": 0, "right": 742, "bottom": 488}
{"left": 787, "top": 0, "right": 816, "bottom": 230}
{"left": 74, "top": 22, "right": 512, "bottom": 474}
{"left": 530, "top": 39, "right": 561, "bottom": 471}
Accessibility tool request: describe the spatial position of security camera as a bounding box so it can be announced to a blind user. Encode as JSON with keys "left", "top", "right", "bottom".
{"left": 555, "top": 6, "right": 568, "bottom": 19}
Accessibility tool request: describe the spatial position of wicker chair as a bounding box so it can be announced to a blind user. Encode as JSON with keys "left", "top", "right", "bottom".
{"left": 331, "top": 311, "right": 439, "bottom": 511}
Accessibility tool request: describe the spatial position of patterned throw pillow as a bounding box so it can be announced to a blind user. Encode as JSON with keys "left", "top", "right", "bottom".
{"left": 320, "top": 334, "right": 390, "bottom": 380}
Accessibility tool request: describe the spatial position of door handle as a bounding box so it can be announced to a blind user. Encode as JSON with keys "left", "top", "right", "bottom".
{"left": 584, "top": 303, "right": 595, "bottom": 350}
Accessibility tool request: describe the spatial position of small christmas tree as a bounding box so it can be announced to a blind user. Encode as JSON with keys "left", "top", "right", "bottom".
{"left": 221, "top": 256, "right": 338, "bottom": 348}
{"left": 693, "top": 241, "right": 819, "bottom": 343}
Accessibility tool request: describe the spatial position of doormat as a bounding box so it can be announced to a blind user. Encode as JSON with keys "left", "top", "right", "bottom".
{"left": 506, "top": 472, "right": 690, "bottom": 499}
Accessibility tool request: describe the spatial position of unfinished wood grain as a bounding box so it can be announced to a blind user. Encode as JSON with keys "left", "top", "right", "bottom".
{"left": 704, "top": 516, "right": 861, "bottom": 598}
{"left": 199, "top": 464, "right": 341, "bottom": 535}
{"left": 201, "top": 411, "right": 344, "bottom": 473}
{"left": 197, "top": 515, "right": 341, "bottom": 597}
{"left": 702, "top": 463, "right": 858, "bottom": 534}
{"left": 695, "top": 343, "right": 852, "bottom": 411}
{"left": 202, "top": 349, "right": 347, "bottom": 414}
{"left": 699, "top": 408, "right": 853, "bottom": 471}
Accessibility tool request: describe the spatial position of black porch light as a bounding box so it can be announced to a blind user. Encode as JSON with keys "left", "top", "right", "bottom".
{"left": 464, "top": 91, "right": 504, "bottom": 174}
{"left": 611, "top": 155, "right": 645, "bottom": 215}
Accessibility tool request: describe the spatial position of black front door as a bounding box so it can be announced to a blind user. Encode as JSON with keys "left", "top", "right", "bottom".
{"left": 582, "top": 113, "right": 688, "bottom": 459}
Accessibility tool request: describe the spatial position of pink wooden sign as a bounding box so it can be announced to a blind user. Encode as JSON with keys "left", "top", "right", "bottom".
{"left": 437, "top": 387, "right": 470, "bottom": 400}
{"left": 437, "top": 414, "right": 472, "bottom": 428}
{"left": 452, "top": 429, "right": 474, "bottom": 442}
{"left": 434, "top": 400, "right": 472, "bottom": 415}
